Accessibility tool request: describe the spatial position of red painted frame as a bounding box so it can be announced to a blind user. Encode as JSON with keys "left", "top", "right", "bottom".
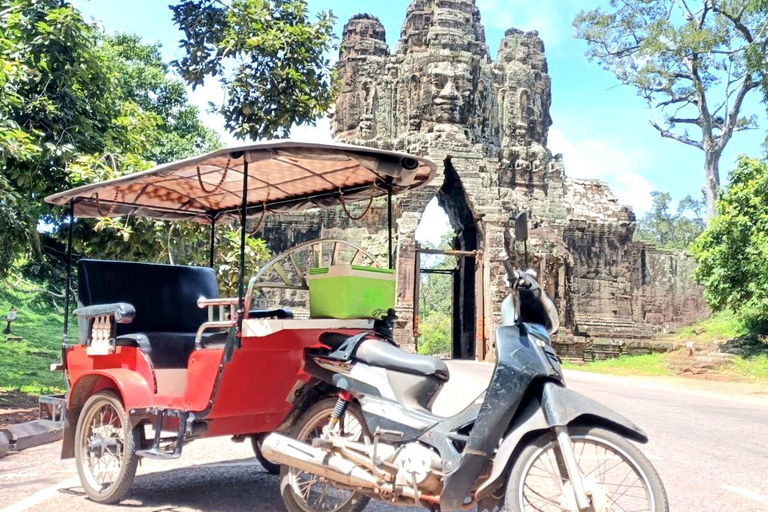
{"left": 65, "top": 326, "right": 367, "bottom": 439}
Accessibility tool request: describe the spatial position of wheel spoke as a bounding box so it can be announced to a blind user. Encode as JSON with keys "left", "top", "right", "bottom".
{"left": 288, "top": 405, "right": 366, "bottom": 511}
{"left": 521, "top": 435, "right": 654, "bottom": 512}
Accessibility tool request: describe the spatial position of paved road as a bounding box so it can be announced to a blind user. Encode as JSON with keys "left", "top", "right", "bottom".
{"left": 1, "top": 368, "right": 766, "bottom": 512}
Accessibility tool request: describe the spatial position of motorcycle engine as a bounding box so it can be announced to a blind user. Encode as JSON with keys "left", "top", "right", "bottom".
{"left": 391, "top": 442, "right": 443, "bottom": 494}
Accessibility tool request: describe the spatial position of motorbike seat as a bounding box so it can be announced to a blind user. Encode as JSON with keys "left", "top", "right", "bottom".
{"left": 354, "top": 340, "right": 450, "bottom": 381}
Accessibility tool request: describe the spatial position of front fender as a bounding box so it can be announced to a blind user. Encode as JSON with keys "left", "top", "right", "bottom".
{"left": 68, "top": 369, "right": 155, "bottom": 411}
{"left": 541, "top": 383, "right": 647, "bottom": 442}
{"left": 475, "top": 382, "right": 647, "bottom": 500}
{"left": 62, "top": 369, "right": 155, "bottom": 459}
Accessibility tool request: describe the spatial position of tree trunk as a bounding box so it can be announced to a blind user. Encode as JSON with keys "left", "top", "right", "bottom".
{"left": 703, "top": 149, "right": 721, "bottom": 220}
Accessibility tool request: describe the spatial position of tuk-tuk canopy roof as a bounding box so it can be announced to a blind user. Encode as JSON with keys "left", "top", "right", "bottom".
{"left": 45, "top": 141, "right": 437, "bottom": 224}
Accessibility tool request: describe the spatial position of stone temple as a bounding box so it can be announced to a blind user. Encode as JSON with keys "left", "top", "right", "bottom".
{"left": 261, "top": 0, "right": 707, "bottom": 359}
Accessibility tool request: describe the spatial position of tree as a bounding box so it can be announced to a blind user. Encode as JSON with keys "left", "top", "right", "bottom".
{"left": 417, "top": 232, "right": 456, "bottom": 355}
{"left": 635, "top": 191, "right": 705, "bottom": 249}
{"left": 100, "top": 34, "right": 221, "bottom": 163}
{"left": 690, "top": 156, "right": 768, "bottom": 330}
{"left": 574, "top": 1, "right": 768, "bottom": 218}
{"left": 0, "top": 0, "right": 129, "bottom": 265}
{"left": 417, "top": 312, "right": 452, "bottom": 356}
{"left": 170, "top": 0, "right": 336, "bottom": 140}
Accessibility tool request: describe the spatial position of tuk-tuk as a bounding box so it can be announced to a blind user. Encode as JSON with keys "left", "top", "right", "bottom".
{"left": 44, "top": 141, "right": 436, "bottom": 504}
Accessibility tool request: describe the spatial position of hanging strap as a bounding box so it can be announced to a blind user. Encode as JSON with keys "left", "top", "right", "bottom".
{"left": 339, "top": 184, "right": 377, "bottom": 221}
{"left": 197, "top": 158, "right": 230, "bottom": 193}
{"left": 246, "top": 204, "right": 268, "bottom": 235}
{"left": 91, "top": 190, "right": 119, "bottom": 217}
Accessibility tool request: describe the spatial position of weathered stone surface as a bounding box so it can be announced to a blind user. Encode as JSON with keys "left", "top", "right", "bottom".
{"left": 262, "top": 0, "right": 708, "bottom": 359}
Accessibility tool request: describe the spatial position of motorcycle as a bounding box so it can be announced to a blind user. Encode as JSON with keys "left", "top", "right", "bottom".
{"left": 262, "top": 262, "right": 669, "bottom": 511}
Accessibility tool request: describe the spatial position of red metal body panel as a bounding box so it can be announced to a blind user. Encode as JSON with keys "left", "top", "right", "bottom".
{"left": 180, "top": 348, "right": 224, "bottom": 411}
{"left": 64, "top": 326, "right": 366, "bottom": 438}
{"left": 66, "top": 345, "right": 156, "bottom": 408}
{"left": 202, "top": 328, "right": 363, "bottom": 437}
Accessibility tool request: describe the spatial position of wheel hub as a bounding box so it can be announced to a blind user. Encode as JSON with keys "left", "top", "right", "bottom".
{"left": 88, "top": 436, "right": 120, "bottom": 458}
{"left": 560, "top": 478, "right": 609, "bottom": 512}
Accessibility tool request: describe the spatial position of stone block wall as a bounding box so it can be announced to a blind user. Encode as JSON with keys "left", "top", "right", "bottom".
{"left": 259, "top": 0, "right": 708, "bottom": 360}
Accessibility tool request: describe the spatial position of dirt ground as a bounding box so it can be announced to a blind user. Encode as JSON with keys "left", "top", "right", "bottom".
{"left": 0, "top": 390, "right": 39, "bottom": 428}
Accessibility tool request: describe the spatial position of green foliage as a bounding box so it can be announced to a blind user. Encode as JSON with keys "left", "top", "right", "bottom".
{"left": 99, "top": 33, "right": 221, "bottom": 163}
{"left": 635, "top": 191, "right": 705, "bottom": 249}
{"left": 171, "top": 0, "right": 337, "bottom": 140}
{"left": 726, "top": 353, "right": 768, "bottom": 380}
{"left": 574, "top": 0, "right": 768, "bottom": 216}
{"left": 0, "top": 0, "right": 228, "bottom": 287}
{"left": 672, "top": 309, "right": 748, "bottom": 342}
{"left": 416, "top": 232, "right": 456, "bottom": 355}
{"left": 417, "top": 311, "right": 452, "bottom": 356}
{"left": 690, "top": 157, "right": 768, "bottom": 330}
{"left": 562, "top": 353, "right": 673, "bottom": 377}
{"left": 210, "top": 228, "right": 271, "bottom": 296}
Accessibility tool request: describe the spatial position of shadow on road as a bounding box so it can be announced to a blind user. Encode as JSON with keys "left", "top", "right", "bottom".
{"left": 56, "top": 459, "right": 287, "bottom": 512}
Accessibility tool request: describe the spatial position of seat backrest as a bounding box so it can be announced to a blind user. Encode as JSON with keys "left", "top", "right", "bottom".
{"left": 77, "top": 259, "right": 219, "bottom": 335}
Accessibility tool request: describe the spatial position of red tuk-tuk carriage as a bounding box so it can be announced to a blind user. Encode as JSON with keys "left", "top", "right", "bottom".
{"left": 45, "top": 141, "right": 436, "bottom": 503}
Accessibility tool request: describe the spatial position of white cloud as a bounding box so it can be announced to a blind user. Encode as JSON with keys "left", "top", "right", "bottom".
{"left": 475, "top": 0, "right": 580, "bottom": 48}
{"left": 548, "top": 127, "right": 655, "bottom": 214}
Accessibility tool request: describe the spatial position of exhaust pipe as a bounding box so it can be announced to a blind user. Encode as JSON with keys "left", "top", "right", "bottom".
{"left": 261, "top": 433, "right": 381, "bottom": 489}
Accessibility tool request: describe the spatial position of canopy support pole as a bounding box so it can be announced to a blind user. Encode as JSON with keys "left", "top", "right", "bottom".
{"left": 236, "top": 159, "right": 249, "bottom": 338}
{"left": 388, "top": 188, "right": 393, "bottom": 269}
{"left": 63, "top": 200, "right": 75, "bottom": 345}
{"left": 208, "top": 219, "right": 216, "bottom": 268}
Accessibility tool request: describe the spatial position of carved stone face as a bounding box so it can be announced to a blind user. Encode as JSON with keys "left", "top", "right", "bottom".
{"left": 424, "top": 61, "right": 474, "bottom": 125}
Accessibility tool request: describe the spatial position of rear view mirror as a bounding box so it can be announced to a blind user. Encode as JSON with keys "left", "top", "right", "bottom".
{"left": 514, "top": 212, "right": 529, "bottom": 243}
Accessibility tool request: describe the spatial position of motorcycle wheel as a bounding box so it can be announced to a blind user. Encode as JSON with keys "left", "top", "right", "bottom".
{"left": 280, "top": 398, "right": 371, "bottom": 512}
{"left": 74, "top": 390, "right": 140, "bottom": 504}
{"left": 506, "top": 426, "right": 669, "bottom": 512}
{"left": 251, "top": 433, "right": 281, "bottom": 475}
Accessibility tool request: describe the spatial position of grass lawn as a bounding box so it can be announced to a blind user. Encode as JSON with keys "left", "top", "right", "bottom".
{"left": 0, "top": 282, "right": 68, "bottom": 394}
{"left": 562, "top": 353, "right": 673, "bottom": 377}
{"left": 659, "top": 310, "right": 748, "bottom": 344}
{"left": 564, "top": 350, "right": 768, "bottom": 382}
{"left": 719, "top": 354, "right": 768, "bottom": 381}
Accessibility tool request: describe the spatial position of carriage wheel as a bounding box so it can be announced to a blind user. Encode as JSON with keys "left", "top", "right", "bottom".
{"left": 251, "top": 433, "right": 281, "bottom": 475}
{"left": 247, "top": 239, "right": 380, "bottom": 305}
{"left": 74, "top": 390, "right": 140, "bottom": 504}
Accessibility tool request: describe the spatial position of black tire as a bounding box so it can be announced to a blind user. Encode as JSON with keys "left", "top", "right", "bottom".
{"left": 506, "top": 426, "right": 668, "bottom": 512}
{"left": 279, "top": 398, "right": 371, "bottom": 512}
{"left": 251, "top": 433, "right": 281, "bottom": 475}
{"left": 74, "top": 390, "right": 140, "bottom": 504}
{"left": 0, "top": 431, "right": 9, "bottom": 458}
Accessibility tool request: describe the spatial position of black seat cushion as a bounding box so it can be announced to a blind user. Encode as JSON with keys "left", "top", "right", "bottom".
{"left": 116, "top": 331, "right": 228, "bottom": 369}
{"left": 78, "top": 259, "right": 220, "bottom": 369}
{"left": 354, "top": 340, "right": 450, "bottom": 380}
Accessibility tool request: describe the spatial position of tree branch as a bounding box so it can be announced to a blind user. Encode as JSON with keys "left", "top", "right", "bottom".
{"left": 668, "top": 117, "right": 700, "bottom": 125}
{"left": 711, "top": 5, "right": 754, "bottom": 43}
{"left": 719, "top": 78, "right": 760, "bottom": 150}
{"left": 649, "top": 119, "right": 703, "bottom": 149}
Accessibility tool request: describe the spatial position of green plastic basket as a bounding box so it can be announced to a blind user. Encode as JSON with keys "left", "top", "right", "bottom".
{"left": 308, "top": 265, "right": 395, "bottom": 319}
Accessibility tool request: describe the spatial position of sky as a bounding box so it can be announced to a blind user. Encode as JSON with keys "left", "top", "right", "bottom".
{"left": 75, "top": 0, "right": 767, "bottom": 245}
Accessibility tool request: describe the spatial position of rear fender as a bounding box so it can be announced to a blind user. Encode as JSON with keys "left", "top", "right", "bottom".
{"left": 475, "top": 382, "right": 647, "bottom": 500}
{"left": 61, "top": 369, "right": 155, "bottom": 459}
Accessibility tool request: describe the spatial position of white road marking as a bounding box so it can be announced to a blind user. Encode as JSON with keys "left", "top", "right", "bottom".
{"left": 0, "top": 459, "right": 263, "bottom": 512}
{"left": 0, "top": 476, "right": 79, "bottom": 512}
{"left": 724, "top": 485, "right": 768, "bottom": 506}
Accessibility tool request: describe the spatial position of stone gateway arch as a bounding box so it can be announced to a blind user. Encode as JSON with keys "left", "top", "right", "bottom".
{"left": 261, "top": 0, "right": 707, "bottom": 360}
